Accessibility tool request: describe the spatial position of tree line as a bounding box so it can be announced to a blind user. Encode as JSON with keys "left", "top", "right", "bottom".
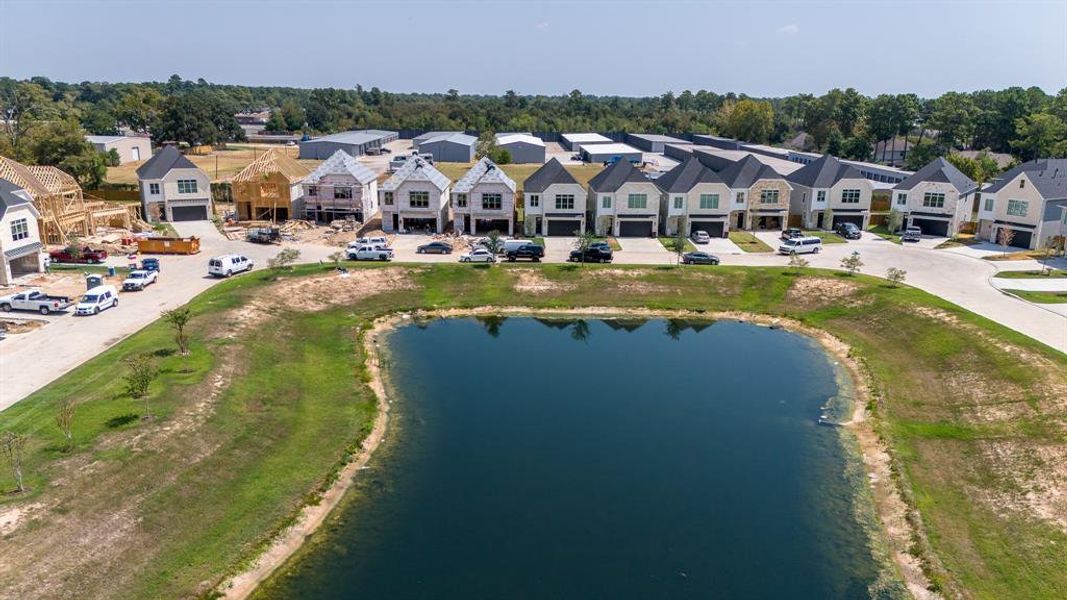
{"left": 2, "top": 74, "right": 1064, "bottom": 187}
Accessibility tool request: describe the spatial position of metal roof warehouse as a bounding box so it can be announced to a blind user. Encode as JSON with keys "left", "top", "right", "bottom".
{"left": 298, "top": 130, "right": 398, "bottom": 159}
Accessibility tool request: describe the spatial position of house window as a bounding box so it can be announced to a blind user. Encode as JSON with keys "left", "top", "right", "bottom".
{"left": 699, "top": 194, "right": 719, "bottom": 209}
{"left": 177, "top": 179, "right": 198, "bottom": 194}
{"left": 334, "top": 186, "right": 353, "bottom": 200}
{"left": 1006, "top": 199, "right": 1028, "bottom": 217}
{"left": 307, "top": 185, "right": 318, "bottom": 197}
{"left": 922, "top": 192, "right": 945, "bottom": 208}
{"left": 10, "top": 217, "right": 30, "bottom": 241}
{"left": 627, "top": 194, "right": 647, "bottom": 209}
{"left": 896, "top": 192, "right": 906, "bottom": 205}
{"left": 735, "top": 191, "right": 745, "bottom": 204}
{"left": 673, "top": 196, "right": 684, "bottom": 210}
{"left": 528, "top": 194, "right": 539, "bottom": 208}
{"left": 409, "top": 191, "right": 429, "bottom": 208}
{"left": 984, "top": 197, "right": 994, "bottom": 212}
{"left": 455, "top": 193, "right": 468, "bottom": 208}
{"left": 555, "top": 194, "right": 575, "bottom": 210}
{"left": 149, "top": 183, "right": 160, "bottom": 195}
{"left": 841, "top": 189, "right": 861, "bottom": 204}
{"left": 817, "top": 190, "right": 826, "bottom": 203}
{"left": 601, "top": 196, "right": 611, "bottom": 209}
{"left": 383, "top": 192, "right": 394, "bottom": 206}
{"left": 759, "top": 189, "right": 779, "bottom": 204}
{"left": 482, "top": 193, "right": 502, "bottom": 210}
{"left": 1019, "top": 179, "right": 1025, "bottom": 188}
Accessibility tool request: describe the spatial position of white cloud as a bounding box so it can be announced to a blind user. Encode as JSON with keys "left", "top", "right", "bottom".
{"left": 535, "top": 21, "right": 549, "bottom": 31}
{"left": 776, "top": 23, "right": 799, "bottom": 36}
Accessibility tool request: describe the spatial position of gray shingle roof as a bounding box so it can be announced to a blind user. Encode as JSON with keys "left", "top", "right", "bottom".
{"left": 786, "top": 154, "right": 863, "bottom": 188}
{"left": 893, "top": 157, "right": 978, "bottom": 194}
{"left": 718, "top": 154, "right": 784, "bottom": 188}
{"left": 303, "top": 150, "right": 377, "bottom": 185}
{"left": 654, "top": 157, "right": 724, "bottom": 193}
{"left": 452, "top": 157, "right": 516, "bottom": 193}
{"left": 380, "top": 156, "right": 451, "bottom": 192}
{"left": 135, "top": 145, "right": 198, "bottom": 180}
{"left": 587, "top": 159, "right": 650, "bottom": 192}
{"left": 522, "top": 158, "right": 578, "bottom": 193}
{"left": 0, "top": 177, "right": 35, "bottom": 221}
{"left": 984, "top": 158, "right": 1067, "bottom": 199}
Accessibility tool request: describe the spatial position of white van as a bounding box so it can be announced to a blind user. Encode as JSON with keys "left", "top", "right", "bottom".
{"left": 778, "top": 236, "right": 823, "bottom": 255}
{"left": 75, "top": 285, "right": 118, "bottom": 316}
{"left": 208, "top": 254, "right": 254, "bottom": 277}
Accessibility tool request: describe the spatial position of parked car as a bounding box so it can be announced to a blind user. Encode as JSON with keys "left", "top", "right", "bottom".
{"left": 780, "top": 228, "right": 803, "bottom": 241}
{"left": 208, "top": 254, "right": 254, "bottom": 277}
{"left": 49, "top": 247, "right": 108, "bottom": 264}
{"left": 500, "top": 239, "right": 536, "bottom": 255}
{"left": 568, "top": 246, "right": 613, "bottom": 263}
{"left": 347, "top": 245, "right": 393, "bottom": 261}
{"left": 835, "top": 222, "right": 862, "bottom": 240}
{"left": 681, "top": 251, "right": 720, "bottom": 265}
{"left": 459, "top": 248, "right": 497, "bottom": 263}
{"left": 75, "top": 285, "right": 118, "bottom": 316}
{"left": 355, "top": 236, "right": 389, "bottom": 247}
{"left": 0, "top": 289, "right": 73, "bottom": 315}
{"left": 417, "top": 241, "right": 453, "bottom": 254}
{"left": 778, "top": 236, "right": 823, "bottom": 255}
{"left": 247, "top": 227, "right": 280, "bottom": 244}
{"left": 902, "top": 226, "right": 922, "bottom": 242}
{"left": 691, "top": 230, "right": 711, "bottom": 244}
{"left": 141, "top": 258, "right": 161, "bottom": 273}
{"left": 506, "top": 243, "right": 545, "bottom": 262}
{"left": 122, "top": 269, "right": 159, "bottom": 291}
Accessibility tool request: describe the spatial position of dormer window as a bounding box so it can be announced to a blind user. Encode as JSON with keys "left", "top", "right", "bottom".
{"left": 1019, "top": 179, "right": 1025, "bottom": 188}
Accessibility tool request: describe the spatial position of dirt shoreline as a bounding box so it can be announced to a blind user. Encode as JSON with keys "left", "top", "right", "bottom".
{"left": 218, "top": 306, "right": 936, "bottom": 599}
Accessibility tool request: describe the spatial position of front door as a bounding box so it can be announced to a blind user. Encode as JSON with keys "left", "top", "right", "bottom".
{"left": 131, "top": 147, "right": 140, "bottom": 161}
{"left": 815, "top": 211, "right": 824, "bottom": 229}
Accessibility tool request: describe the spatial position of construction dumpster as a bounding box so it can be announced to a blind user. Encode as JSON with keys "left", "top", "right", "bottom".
{"left": 137, "top": 236, "right": 201, "bottom": 255}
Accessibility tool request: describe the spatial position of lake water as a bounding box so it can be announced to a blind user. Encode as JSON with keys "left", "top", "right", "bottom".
{"left": 258, "top": 317, "right": 881, "bottom": 598}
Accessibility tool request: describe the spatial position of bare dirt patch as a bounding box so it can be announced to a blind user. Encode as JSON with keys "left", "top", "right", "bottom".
{"left": 785, "top": 276, "right": 870, "bottom": 309}
{"left": 0, "top": 317, "right": 47, "bottom": 335}
{"left": 512, "top": 269, "right": 575, "bottom": 295}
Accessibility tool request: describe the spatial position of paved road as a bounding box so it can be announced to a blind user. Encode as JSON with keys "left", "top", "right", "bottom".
{"left": 2, "top": 225, "right": 1064, "bottom": 410}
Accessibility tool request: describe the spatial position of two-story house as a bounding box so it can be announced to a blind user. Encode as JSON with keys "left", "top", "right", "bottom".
{"left": 656, "top": 157, "right": 732, "bottom": 237}
{"left": 379, "top": 157, "right": 451, "bottom": 234}
{"left": 716, "top": 155, "right": 792, "bottom": 231}
{"left": 135, "top": 145, "right": 213, "bottom": 222}
{"left": 523, "top": 158, "right": 587, "bottom": 236}
{"left": 452, "top": 157, "right": 517, "bottom": 236}
{"left": 786, "top": 155, "right": 873, "bottom": 230}
{"left": 301, "top": 150, "right": 379, "bottom": 224}
{"left": 979, "top": 158, "right": 1067, "bottom": 249}
{"left": 892, "top": 157, "right": 978, "bottom": 238}
{"left": 0, "top": 178, "right": 46, "bottom": 285}
{"left": 588, "top": 160, "right": 661, "bottom": 236}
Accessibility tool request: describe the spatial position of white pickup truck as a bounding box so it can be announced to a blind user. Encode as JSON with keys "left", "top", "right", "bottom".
{"left": 122, "top": 269, "right": 159, "bottom": 291}
{"left": 0, "top": 288, "right": 74, "bottom": 314}
{"left": 346, "top": 244, "right": 393, "bottom": 261}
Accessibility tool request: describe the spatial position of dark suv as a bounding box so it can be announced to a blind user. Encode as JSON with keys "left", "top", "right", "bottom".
{"left": 780, "top": 227, "right": 803, "bottom": 241}
{"left": 506, "top": 243, "right": 545, "bottom": 262}
{"left": 835, "top": 222, "right": 862, "bottom": 240}
{"left": 568, "top": 246, "right": 613, "bottom": 263}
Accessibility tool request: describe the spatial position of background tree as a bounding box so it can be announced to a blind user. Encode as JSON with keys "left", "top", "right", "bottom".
{"left": 0, "top": 79, "right": 55, "bottom": 158}
{"left": 886, "top": 267, "right": 907, "bottom": 287}
{"left": 718, "top": 99, "right": 774, "bottom": 143}
{"left": 841, "top": 251, "right": 864, "bottom": 276}
{"left": 124, "top": 354, "right": 158, "bottom": 417}
{"left": 55, "top": 398, "right": 76, "bottom": 451}
{"left": 161, "top": 307, "right": 192, "bottom": 356}
{"left": 905, "top": 138, "right": 942, "bottom": 171}
{"left": 1, "top": 431, "right": 28, "bottom": 493}
{"left": 1011, "top": 113, "right": 1066, "bottom": 160}
{"left": 475, "top": 129, "right": 498, "bottom": 160}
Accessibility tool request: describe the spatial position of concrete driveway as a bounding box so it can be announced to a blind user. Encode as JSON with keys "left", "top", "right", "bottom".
{"left": 615, "top": 237, "right": 673, "bottom": 265}
{"left": 543, "top": 237, "right": 578, "bottom": 262}
{"left": 389, "top": 234, "right": 459, "bottom": 263}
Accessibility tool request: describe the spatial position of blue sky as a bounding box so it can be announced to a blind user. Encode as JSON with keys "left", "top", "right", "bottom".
{"left": 2, "top": 0, "right": 1065, "bottom": 97}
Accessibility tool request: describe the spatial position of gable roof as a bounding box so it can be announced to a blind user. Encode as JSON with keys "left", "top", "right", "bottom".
{"left": 523, "top": 158, "right": 578, "bottom": 193}
{"left": 302, "top": 130, "right": 396, "bottom": 146}
{"left": 231, "top": 149, "right": 310, "bottom": 183}
{"left": 380, "top": 156, "right": 450, "bottom": 192}
{"left": 0, "top": 177, "right": 39, "bottom": 221}
{"left": 984, "top": 158, "right": 1067, "bottom": 199}
{"left": 894, "top": 157, "right": 978, "bottom": 194}
{"left": 587, "top": 159, "right": 650, "bottom": 192}
{"left": 418, "top": 132, "right": 477, "bottom": 147}
{"left": 718, "top": 154, "right": 785, "bottom": 188}
{"left": 303, "top": 150, "right": 377, "bottom": 185}
{"left": 654, "top": 157, "right": 724, "bottom": 193}
{"left": 786, "top": 154, "right": 863, "bottom": 188}
{"left": 136, "top": 145, "right": 199, "bottom": 180}
{"left": 496, "top": 133, "right": 545, "bottom": 147}
{"left": 453, "top": 157, "right": 516, "bottom": 193}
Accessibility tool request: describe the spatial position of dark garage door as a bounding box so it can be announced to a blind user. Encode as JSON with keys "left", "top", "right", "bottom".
{"left": 171, "top": 205, "right": 209, "bottom": 221}
{"left": 1004, "top": 229, "right": 1032, "bottom": 249}
{"left": 547, "top": 219, "right": 582, "bottom": 236}
{"left": 690, "top": 221, "right": 724, "bottom": 237}
{"left": 618, "top": 220, "right": 653, "bottom": 237}
{"left": 832, "top": 214, "right": 864, "bottom": 228}
{"left": 910, "top": 218, "right": 949, "bottom": 237}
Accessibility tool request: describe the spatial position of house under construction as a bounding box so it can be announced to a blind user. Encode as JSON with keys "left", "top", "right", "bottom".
{"left": 231, "top": 149, "right": 310, "bottom": 222}
{"left": 0, "top": 155, "right": 139, "bottom": 245}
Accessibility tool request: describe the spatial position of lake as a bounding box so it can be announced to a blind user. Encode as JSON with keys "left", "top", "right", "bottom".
{"left": 257, "top": 317, "right": 882, "bottom": 598}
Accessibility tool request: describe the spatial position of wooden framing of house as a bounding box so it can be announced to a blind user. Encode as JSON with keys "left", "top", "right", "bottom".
{"left": 1, "top": 155, "right": 138, "bottom": 244}
{"left": 231, "top": 149, "right": 310, "bottom": 222}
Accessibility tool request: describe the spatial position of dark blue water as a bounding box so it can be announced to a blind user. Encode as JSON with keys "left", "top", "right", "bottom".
{"left": 260, "top": 318, "right": 879, "bottom": 599}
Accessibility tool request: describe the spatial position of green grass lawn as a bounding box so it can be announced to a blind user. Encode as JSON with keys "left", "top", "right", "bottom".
{"left": 48, "top": 264, "right": 132, "bottom": 276}
{"left": 867, "top": 224, "right": 903, "bottom": 244}
{"left": 658, "top": 236, "right": 697, "bottom": 252}
{"left": 934, "top": 234, "right": 982, "bottom": 249}
{"left": 994, "top": 269, "right": 1067, "bottom": 279}
{"left": 801, "top": 230, "right": 847, "bottom": 243}
{"left": 728, "top": 231, "right": 774, "bottom": 252}
{"left": 1003, "top": 289, "right": 1067, "bottom": 303}
{"left": 2, "top": 263, "right": 1065, "bottom": 599}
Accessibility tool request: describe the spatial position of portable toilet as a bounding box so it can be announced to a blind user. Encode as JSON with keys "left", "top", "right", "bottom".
{"left": 86, "top": 274, "right": 104, "bottom": 290}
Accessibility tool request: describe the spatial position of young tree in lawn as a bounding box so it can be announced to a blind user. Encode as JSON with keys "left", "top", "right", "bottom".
{"left": 886, "top": 267, "right": 907, "bottom": 287}
{"left": 788, "top": 252, "right": 809, "bottom": 275}
{"left": 124, "top": 354, "right": 159, "bottom": 418}
{"left": 483, "top": 230, "right": 504, "bottom": 255}
{"left": 269, "top": 248, "right": 301, "bottom": 271}
{"left": 161, "top": 307, "right": 192, "bottom": 356}
{"left": 55, "top": 398, "right": 76, "bottom": 451}
{"left": 328, "top": 250, "right": 346, "bottom": 269}
{"left": 573, "top": 229, "right": 599, "bottom": 266}
{"left": 1, "top": 431, "right": 28, "bottom": 493}
{"left": 887, "top": 209, "right": 904, "bottom": 233}
{"left": 841, "top": 251, "right": 864, "bottom": 276}
{"left": 997, "top": 227, "right": 1016, "bottom": 256}
{"left": 822, "top": 207, "right": 835, "bottom": 231}
{"left": 669, "top": 218, "right": 688, "bottom": 264}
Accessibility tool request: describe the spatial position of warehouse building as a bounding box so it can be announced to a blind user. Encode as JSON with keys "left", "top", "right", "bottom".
{"left": 86, "top": 135, "right": 152, "bottom": 164}
{"left": 581, "top": 143, "right": 643, "bottom": 165}
{"left": 298, "top": 130, "right": 398, "bottom": 159}
{"left": 495, "top": 133, "right": 545, "bottom": 164}
{"left": 415, "top": 132, "right": 477, "bottom": 162}
{"left": 560, "top": 132, "right": 612, "bottom": 152}
{"left": 625, "top": 133, "right": 687, "bottom": 153}
{"left": 691, "top": 134, "right": 743, "bottom": 150}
